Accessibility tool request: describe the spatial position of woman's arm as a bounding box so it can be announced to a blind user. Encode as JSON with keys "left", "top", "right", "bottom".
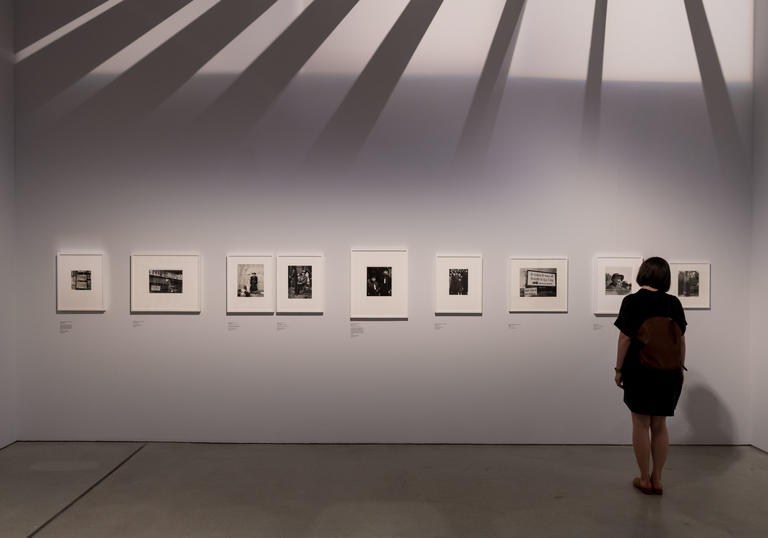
{"left": 681, "top": 334, "right": 686, "bottom": 367}
{"left": 615, "top": 332, "right": 631, "bottom": 387}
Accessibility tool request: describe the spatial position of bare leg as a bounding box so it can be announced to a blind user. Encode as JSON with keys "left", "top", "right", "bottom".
{"left": 650, "top": 415, "right": 669, "bottom": 489}
{"left": 631, "top": 412, "right": 652, "bottom": 487}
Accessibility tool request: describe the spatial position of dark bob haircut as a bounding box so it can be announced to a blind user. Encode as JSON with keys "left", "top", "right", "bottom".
{"left": 636, "top": 257, "right": 671, "bottom": 292}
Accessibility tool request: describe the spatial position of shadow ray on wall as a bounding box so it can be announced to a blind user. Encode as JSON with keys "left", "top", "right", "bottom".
{"left": 192, "top": 0, "right": 361, "bottom": 165}
{"left": 304, "top": 0, "right": 444, "bottom": 170}
{"left": 454, "top": 0, "right": 526, "bottom": 165}
{"left": 581, "top": 0, "right": 607, "bottom": 154}
{"left": 65, "top": 0, "right": 280, "bottom": 129}
{"left": 684, "top": 0, "right": 749, "bottom": 179}
{"left": 15, "top": 0, "right": 110, "bottom": 52}
{"left": 16, "top": 0, "right": 193, "bottom": 115}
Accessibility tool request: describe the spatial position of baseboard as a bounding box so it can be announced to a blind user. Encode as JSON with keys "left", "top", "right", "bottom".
{"left": 11, "top": 440, "right": 757, "bottom": 447}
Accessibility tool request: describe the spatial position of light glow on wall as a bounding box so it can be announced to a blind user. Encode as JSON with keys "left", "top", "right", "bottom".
{"left": 508, "top": 0, "right": 594, "bottom": 81}
{"left": 604, "top": 0, "right": 752, "bottom": 83}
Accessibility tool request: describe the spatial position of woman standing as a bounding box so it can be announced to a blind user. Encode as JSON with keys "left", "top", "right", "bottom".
{"left": 614, "top": 257, "right": 687, "bottom": 495}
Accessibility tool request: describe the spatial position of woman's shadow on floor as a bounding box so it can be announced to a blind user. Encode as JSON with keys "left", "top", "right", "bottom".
{"left": 680, "top": 384, "right": 736, "bottom": 444}
{"left": 676, "top": 383, "right": 740, "bottom": 474}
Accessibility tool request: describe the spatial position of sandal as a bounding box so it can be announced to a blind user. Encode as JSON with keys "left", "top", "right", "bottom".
{"left": 652, "top": 481, "right": 663, "bottom": 495}
{"left": 633, "top": 477, "right": 654, "bottom": 495}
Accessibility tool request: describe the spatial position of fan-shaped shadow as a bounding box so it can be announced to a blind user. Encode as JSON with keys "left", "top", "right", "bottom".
{"left": 15, "top": 0, "right": 110, "bottom": 52}
{"left": 454, "top": 0, "right": 526, "bottom": 165}
{"left": 16, "top": 0, "right": 193, "bottom": 115}
{"left": 684, "top": 0, "right": 749, "bottom": 179}
{"left": 304, "top": 0, "right": 444, "bottom": 170}
{"left": 192, "top": 0, "right": 361, "bottom": 167}
{"left": 65, "top": 0, "right": 280, "bottom": 129}
{"left": 581, "top": 0, "right": 607, "bottom": 155}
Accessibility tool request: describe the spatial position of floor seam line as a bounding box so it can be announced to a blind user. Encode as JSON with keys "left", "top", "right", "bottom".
{"left": 27, "top": 442, "right": 148, "bottom": 538}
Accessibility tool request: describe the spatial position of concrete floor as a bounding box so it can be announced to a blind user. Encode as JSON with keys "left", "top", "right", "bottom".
{"left": 0, "top": 443, "right": 766, "bottom": 537}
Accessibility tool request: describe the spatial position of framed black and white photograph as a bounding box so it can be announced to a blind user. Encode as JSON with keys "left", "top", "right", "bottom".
{"left": 669, "top": 262, "right": 711, "bottom": 309}
{"left": 350, "top": 249, "right": 408, "bottom": 319}
{"left": 276, "top": 255, "right": 325, "bottom": 314}
{"left": 508, "top": 258, "right": 568, "bottom": 313}
{"left": 57, "top": 253, "right": 105, "bottom": 312}
{"left": 366, "top": 266, "right": 392, "bottom": 296}
{"left": 149, "top": 270, "right": 183, "bottom": 294}
{"left": 226, "top": 255, "right": 275, "bottom": 314}
{"left": 435, "top": 255, "right": 482, "bottom": 314}
{"left": 594, "top": 256, "right": 643, "bottom": 315}
{"left": 131, "top": 253, "right": 201, "bottom": 313}
{"left": 288, "top": 265, "right": 314, "bottom": 299}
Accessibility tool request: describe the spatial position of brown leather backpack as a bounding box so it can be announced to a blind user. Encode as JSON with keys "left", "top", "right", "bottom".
{"left": 636, "top": 317, "right": 684, "bottom": 371}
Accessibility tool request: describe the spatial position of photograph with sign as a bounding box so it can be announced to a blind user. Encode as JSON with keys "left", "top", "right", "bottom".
{"left": 521, "top": 268, "right": 558, "bottom": 297}
{"left": 508, "top": 258, "right": 568, "bottom": 313}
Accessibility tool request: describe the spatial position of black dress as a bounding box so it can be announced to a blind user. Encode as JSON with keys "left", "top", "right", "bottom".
{"left": 614, "top": 289, "right": 687, "bottom": 416}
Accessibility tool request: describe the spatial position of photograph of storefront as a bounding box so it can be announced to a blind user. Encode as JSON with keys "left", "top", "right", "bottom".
{"left": 149, "top": 270, "right": 183, "bottom": 294}
{"left": 70, "top": 270, "right": 92, "bottom": 291}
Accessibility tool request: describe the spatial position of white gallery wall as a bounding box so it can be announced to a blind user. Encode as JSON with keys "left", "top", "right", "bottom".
{"left": 751, "top": 2, "right": 768, "bottom": 453}
{"left": 12, "top": 0, "right": 757, "bottom": 444}
{"left": 0, "top": 0, "right": 15, "bottom": 448}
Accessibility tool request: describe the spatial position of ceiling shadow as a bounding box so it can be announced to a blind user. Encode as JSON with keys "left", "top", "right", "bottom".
{"left": 194, "top": 0, "right": 360, "bottom": 154}
{"left": 581, "top": 0, "right": 607, "bottom": 155}
{"left": 304, "top": 0, "right": 444, "bottom": 168}
{"left": 66, "top": 0, "right": 280, "bottom": 128}
{"left": 684, "top": 0, "right": 749, "bottom": 178}
{"left": 15, "top": 0, "right": 109, "bottom": 52}
{"left": 16, "top": 0, "right": 193, "bottom": 116}
{"left": 453, "top": 0, "right": 526, "bottom": 165}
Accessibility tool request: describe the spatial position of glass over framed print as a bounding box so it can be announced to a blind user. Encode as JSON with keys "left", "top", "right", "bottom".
{"left": 350, "top": 249, "right": 408, "bottom": 319}
{"left": 435, "top": 255, "right": 482, "bottom": 314}
{"left": 594, "top": 256, "right": 643, "bottom": 315}
{"left": 669, "top": 262, "right": 710, "bottom": 309}
{"left": 57, "top": 253, "right": 105, "bottom": 312}
{"left": 227, "top": 255, "right": 275, "bottom": 314}
{"left": 276, "top": 255, "right": 325, "bottom": 314}
{"left": 508, "top": 257, "right": 568, "bottom": 313}
{"left": 130, "top": 253, "right": 201, "bottom": 313}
